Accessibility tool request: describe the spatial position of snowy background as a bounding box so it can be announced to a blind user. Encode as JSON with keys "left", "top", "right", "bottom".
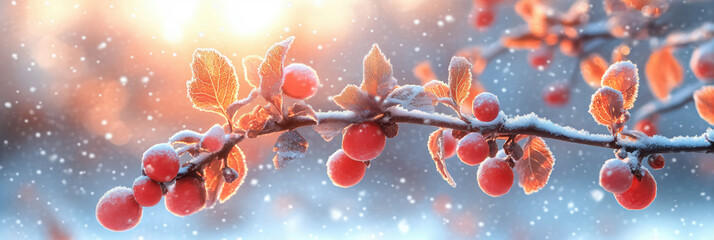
{"left": 1, "top": 0, "right": 714, "bottom": 239}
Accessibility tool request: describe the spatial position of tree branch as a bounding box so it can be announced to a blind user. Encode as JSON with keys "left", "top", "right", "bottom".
{"left": 632, "top": 82, "right": 705, "bottom": 122}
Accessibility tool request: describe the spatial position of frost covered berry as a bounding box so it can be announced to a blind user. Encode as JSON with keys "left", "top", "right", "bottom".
{"left": 142, "top": 143, "right": 180, "bottom": 182}
{"left": 472, "top": 92, "right": 500, "bottom": 122}
{"left": 599, "top": 159, "right": 633, "bottom": 193}
{"left": 132, "top": 176, "right": 163, "bottom": 207}
{"left": 443, "top": 129, "right": 458, "bottom": 159}
{"left": 282, "top": 63, "right": 320, "bottom": 99}
{"left": 165, "top": 176, "right": 206, "bottom": 216}
{"left": 327, "top": 149, "right": 367, "bottom": 188}
{"left": 690, "top": 40, "right": 714, "bottom": 82}
{"left": 201, "top": 124, "right": 225, "bottom": 152}
{"left": 96, "top": 187, "right": 142, "bottom": 231}
{"left": 457, "top": 133, "right": 489, "bottom": 165}
{"left": 342, "top": 122, "right": 386, "bottom": 161}
{"left": 614, "top": 169, "right": 657, "bottom": 210}
{"left": 634, "top": 119, "right": 657, "bottom": 137}
{"left": 543, "top": 81, "right": 570, "bottom": 107}
{"left": 477, "top": 157, "right": 514, "bottom": 197}
{"left": 648, "top": 154, "right": 665, "bottom": 170}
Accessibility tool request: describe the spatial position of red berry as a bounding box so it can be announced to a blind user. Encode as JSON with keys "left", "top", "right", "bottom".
{"left": 165, "top": 176, "right": 206, "bottom": 216}
{"left": 470, "top": 7, "right": 495, "bottom": 29}
{"left": 690, "top": 40, "right": 714, "bottom": 82}
{"left": 528, "top": 47, "right": 553, "bottom": 69}
{"left": 599, "top": 159, "right": 633, "bottom": 193}
{"left": 443, "top": 129, "right": 457, "bottom": 159}
{"left": 456, "top": 133, "right": 489, "bottom": 165}
{"left": 648, "top": 154, "right": 665, "bottom": 170}
{"left": 201, "top": 124, "right": 225, "bottom": 152}
{"left": 614, "top": 169, "right": 657, "bottom": 210}
{"left": 634, "top": 119, "right": 657, "bottom": 137}
{"left": 543, "top": 81, "right": 570, "bottom": 107}
{"left": 327, "top": 149, "right": 367, "bottom": 188}
{"left": 282, "top": 63, "right": 320, "bottom": 99}
{"left": 477, "top": 157, "right": 514, "bottom": 197}
{"left": 142, "top": 143, "right": 180, "bottom": 182}
{"left": 342, "top": 122, "right": 386, "bottom": 161}
{"left": 132, "top": 176, "right": 163, "bottom": 207}
{"left": 96, "top": 187, "right": 142, "bottom": 231}
{"left": 472, "top": 92, "right": 500, "bottom": 122}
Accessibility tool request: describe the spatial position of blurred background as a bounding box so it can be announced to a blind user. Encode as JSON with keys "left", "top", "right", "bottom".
{"left": 1, "top": 0, "right": 714, "bottom": 239}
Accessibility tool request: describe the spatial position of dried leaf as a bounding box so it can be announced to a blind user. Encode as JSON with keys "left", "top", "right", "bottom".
{"left": 646, "top": 47, "right": 683, "bottom": 100}
{"left": 380, "top": 122, "right": 399, "bottom": 138}
{"left": 448, "top": 57, "right": 473, "bottom": 107}
{"left": 219, "top": 146, "right": 247, "bottom": 203}
{"left": 313, "top": 120, "right": 351, "bottom": 142}
{"left": 580, "top": 54, "right": 608, "bottom": 88}
{"left": 187, "top": 49, "right": 239, "bottom": 119}
{"left": 428, "top": 129, "right": 456, "bottom": 187}
{"left": 694, "top": 86, "right": 714, "bottom": 125}
{"left": 589, "top": 87, "right": 625, "bottom": 127}
{"left": 287, "top": 102, "right": 317, "bottom": 124}
{"left": 332, "top": 84, "right": 382, "bottom": 118}
{"left": 259, "top": 36, "right": 295, "bottom": 112}
{"left": 203, "top": 157, "right": 224, "bottom": 209}
{"left": 273, "top": 130, "right": 309, "bottom": 169}
{"left": 361, "top": 44, "right": 397, "bottom": 99}
{"left": 168, "top": 130, "right": 203, "bottom": 145}
{"left": 242, "top": 55, "right": 264, "bottom": 88}
{"left": 237, "top": 105, "right": 275, "bottom": 138}
{"left": 383, "top": 85, "right": 437, "bottom": 112}
{"left": 514, "top": 136, "right": 555, "bottom": 194}
{"left": 424, "top": 80, "right": 450, "bottom": 99}
{"left": 601, "top": 61, "right": 640, "bottom": 109}
{"left": 414, "top": 61, "right": 438, "bottom": 85}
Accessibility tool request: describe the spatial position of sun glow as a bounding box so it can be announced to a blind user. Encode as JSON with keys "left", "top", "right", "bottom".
{"left": 224, "top": 0, "right": 284, "bottom": 36}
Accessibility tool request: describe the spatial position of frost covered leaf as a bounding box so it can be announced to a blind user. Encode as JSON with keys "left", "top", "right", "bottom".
{"left": 589, "top": 87, "right": 625, "bottom": 127}
{"left": 313, "top": 121, "right": 351, "bottom": 142}
{"left": 333, "top": 85, "right": 382, "bottom": 118}
{"left": 187, "top": 49, "right": 239, "bottom": 119}
{"left": 515, "top": 136, "right": 554, "bottom": 194}
{"left": 273, "top": 130, "right": 309, "bottom": 169}
{"left": 448, "top": 57, "right": 473, "bottom": 107}
{"left": 423, "top": 80, "right": 450, "bottom": 99}
{"left": 428, "top": 128, "right": 456, "bottom": 187}
{"left": 203, "top": 157, "right": 224, "bottom": 209}
{"left": 259, "top": 36, "right": 295, "bottom": 112}
{"left": 219, "top": 146, "right": 246, "bottom": 203}
{"left": 361, "top": 44, "right": 397, "bottom": 98}
{"left": 237, "top": 105, "right": 275, "bottom": 138}
{"left": 413, "top": 61, "right": 437, "bottom": 85}
{"left": 242, "top": 55, "right": 264, "bottom": 88}
{"left": 580, "top": 54, "right": 608, "bottom": 87}
{"left": 646, "top": 47, "right": 683, "bottom": 100}
{"left": 168, "top": 130, "right": 202, "bottom": 145}
{"left": 694, "top": 86, "right": 714, "bottom": 125}
{"left": 383, "top": 85, "right": 437, "bottom": 112}
{"left": 287, "top": 102, "right": 317, "bottom": 124}
{"left": 601, "top": 61, "right": 639, "bottom": 109}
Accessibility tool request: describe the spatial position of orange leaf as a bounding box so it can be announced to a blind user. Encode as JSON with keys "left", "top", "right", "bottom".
{"left": 219, "top": 146, "right": 247, "bottom": 203}
{"left": 187, "top": 49, "right": 239, "bottom": 119}
{"left": 502, "top": 32, "right": 542, "bottom": 49}
{"left": 414, "top": 61, "right": 437, "bottom": 85}
{"left": 259, "top": 36, "right": 295, "bottom": 112}
{"left": 287, "top": 102, "right": 317, "bottom": 124}
{"left": 589, "top": 87, "right": 625, "bottom": 127}
{"left": 361, "top": 44, "right": 397, "bottom": 98}
{"left": 242, "top": 55, "right": 264, "bottom": 88}
{"left": 694, "top": 86, "right": 714, "bottom": 125}
{"left": 203, "top": 157, "right": 224, "bottom": 209}
{"left": 428, "top": 129, "right": 456, "bottom": 187}
{"left": 580, "top": 54, "right": 608, "bottom": 88}
{"left": 601, "top": 61, "right": 639, "bottom": 109}
{"left": 645, "top": 47, "right": 683, "bottom": 100}
{"left": 448, "top": 57, "right": 473, "bottom": 107}
{"left": 424, "top": 80, "right": 450, "bottom": 99}
{"left": 514, "top": 136, "right": 554, "bottom": 194}
{"left": 332, "top": 85, "right": 382, "bottom": 118}
{"left": 237, "top": 105, "right": 275, "bottom": 138}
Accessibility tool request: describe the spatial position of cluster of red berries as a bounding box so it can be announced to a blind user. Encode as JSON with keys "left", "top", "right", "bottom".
{"left": 598, "top": 152, "right": 664, "bottom": 210}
